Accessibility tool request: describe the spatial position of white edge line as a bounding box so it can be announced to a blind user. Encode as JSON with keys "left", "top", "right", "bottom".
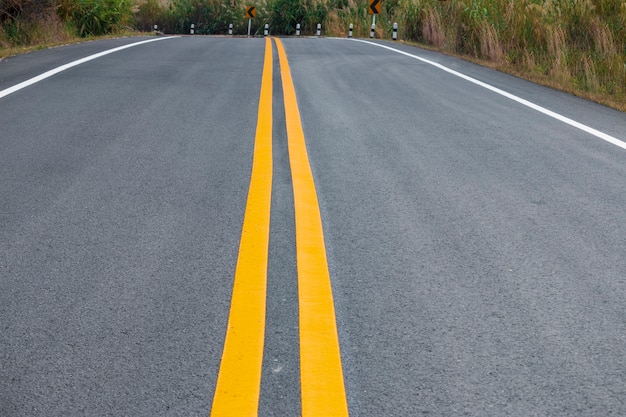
{"left": 0, "top": 37, "right": 180, "bottom": 100}
{"left": 350, "top": 39, "right": 626, "bottom": 152}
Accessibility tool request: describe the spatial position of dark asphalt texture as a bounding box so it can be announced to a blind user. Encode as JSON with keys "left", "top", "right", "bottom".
{"left": 1, "top": 36, "right": 625, "bottom": 416}
{"left": 1, "top": 37, "right": 261, "bottom": 416}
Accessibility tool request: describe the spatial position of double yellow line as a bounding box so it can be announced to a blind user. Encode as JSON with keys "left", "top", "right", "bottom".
{"left": 211, "top": 38, "right": 349, "bottom": 417}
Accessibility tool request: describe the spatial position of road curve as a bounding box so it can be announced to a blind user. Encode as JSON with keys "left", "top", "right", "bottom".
{"left": 1, "top": 36, "right": 625, "bottom": 417}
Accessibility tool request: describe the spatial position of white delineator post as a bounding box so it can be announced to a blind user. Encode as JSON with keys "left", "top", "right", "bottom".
{"left": 392, "top": 22, "right": 398, "bottom": 40}
{"left": 348, "top": 23, "right": 353, "bottom": 38}
{"left": 190, "top": 23, "right": 195, "bottom": 35}
{"left": 228, "top": 23, "right": 233, "bottom": 35}
{"left": 264, "top": 23, "right": 269, "bottom": 36}
{"left": 296, "top": 23, "right": 301, "bottom": 36}
{"left": 316, "top": 23, "right": 321, "bottom": 36}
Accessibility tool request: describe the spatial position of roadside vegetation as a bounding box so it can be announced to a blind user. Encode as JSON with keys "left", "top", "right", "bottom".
{"left": 1, "top": 0, "right": 625, "bottom": 110}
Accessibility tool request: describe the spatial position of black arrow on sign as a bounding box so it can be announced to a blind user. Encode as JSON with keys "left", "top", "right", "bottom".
{"left": 246, "top": 6, "right": 256, "bottom": 18}
{"left": 369, "top": 0, "right": 380, "bottom": 14}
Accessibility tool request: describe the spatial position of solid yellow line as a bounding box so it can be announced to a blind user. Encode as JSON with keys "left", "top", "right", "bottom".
{"left": 210, "top": 37, "right": 273, "bottom": 417}
{"left": 275, "top": 38, "right": 350, "bottom": 417}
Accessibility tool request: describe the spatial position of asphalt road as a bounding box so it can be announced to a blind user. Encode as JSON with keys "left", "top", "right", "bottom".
{"left": 1, "top": 36, "right": 625, "bottom": 416}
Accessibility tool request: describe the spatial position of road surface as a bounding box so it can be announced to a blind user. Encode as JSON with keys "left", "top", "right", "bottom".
{"left": 1, "top": 36, "right": 625, "bottom": 416}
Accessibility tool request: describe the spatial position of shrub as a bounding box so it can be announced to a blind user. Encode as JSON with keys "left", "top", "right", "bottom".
{"left": 266, "top": 0, "right": 327, "bottom": 35}
{"left": 57, "top": 0, "right": 134, "bottom": 37}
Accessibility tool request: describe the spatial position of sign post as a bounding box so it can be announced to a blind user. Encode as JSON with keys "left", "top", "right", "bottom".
{"left": 245, "top": 6, "right": 256, "bottom": 36}
{"left": 368, "top": 0, "right": 380, "bottom": 38}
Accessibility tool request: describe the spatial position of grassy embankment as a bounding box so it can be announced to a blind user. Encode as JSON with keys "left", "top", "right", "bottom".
{"left": 1, "top": 0, "right": 625, "bottom": 111}
{"left": 0, "top": 0, "right": 138, "bottom": 57}
{"left": 327, "top": 0, "right": 626, "bottom": 111}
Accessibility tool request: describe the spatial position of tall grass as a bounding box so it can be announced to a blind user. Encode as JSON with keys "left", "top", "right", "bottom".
{"left": 1, "top": 0, "right": 134, "bottom": 46}
{"left": 0, "top": 1, "right": 73, "bottom": 47}
{"left": 331, "top": 0, "right": 625, "bottom": 108}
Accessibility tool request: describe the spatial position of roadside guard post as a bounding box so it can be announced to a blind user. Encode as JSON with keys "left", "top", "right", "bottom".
{"left": 296, "top": 23, "right": 301, "bottom": 36}
{"left": 392, "top": 22, "right": 398, "bottom": 40}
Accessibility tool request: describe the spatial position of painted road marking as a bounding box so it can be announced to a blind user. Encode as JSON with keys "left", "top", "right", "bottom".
{"left": 211, "top": 37, "right": 273, "bottom": 417}
{"left": 275, "top": 38, "right": 349, "bottom": 417}
{"left": 212, "top": 38, "right": 349, "bottom": 416}
{"left": 351, "top": 39, "right": 626, "bottom": 152}
{"left": 0, "top": 37, "right": 178, "bottom": 100}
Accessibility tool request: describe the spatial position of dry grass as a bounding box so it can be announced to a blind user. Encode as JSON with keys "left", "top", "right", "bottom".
{"left": 422, "top": 7, "right": 444, "bottom": 48}
{"left": 0, "top": 29, "right": 143, "bottom": 59}
{"left": 546, "top": 25, "right": 571, "bottom": 84}
{"left": 479, "top": 22, "right": 503, "bottom": 63}
{"left": 0, "top": 14, "right": 74, "bottom": 58}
